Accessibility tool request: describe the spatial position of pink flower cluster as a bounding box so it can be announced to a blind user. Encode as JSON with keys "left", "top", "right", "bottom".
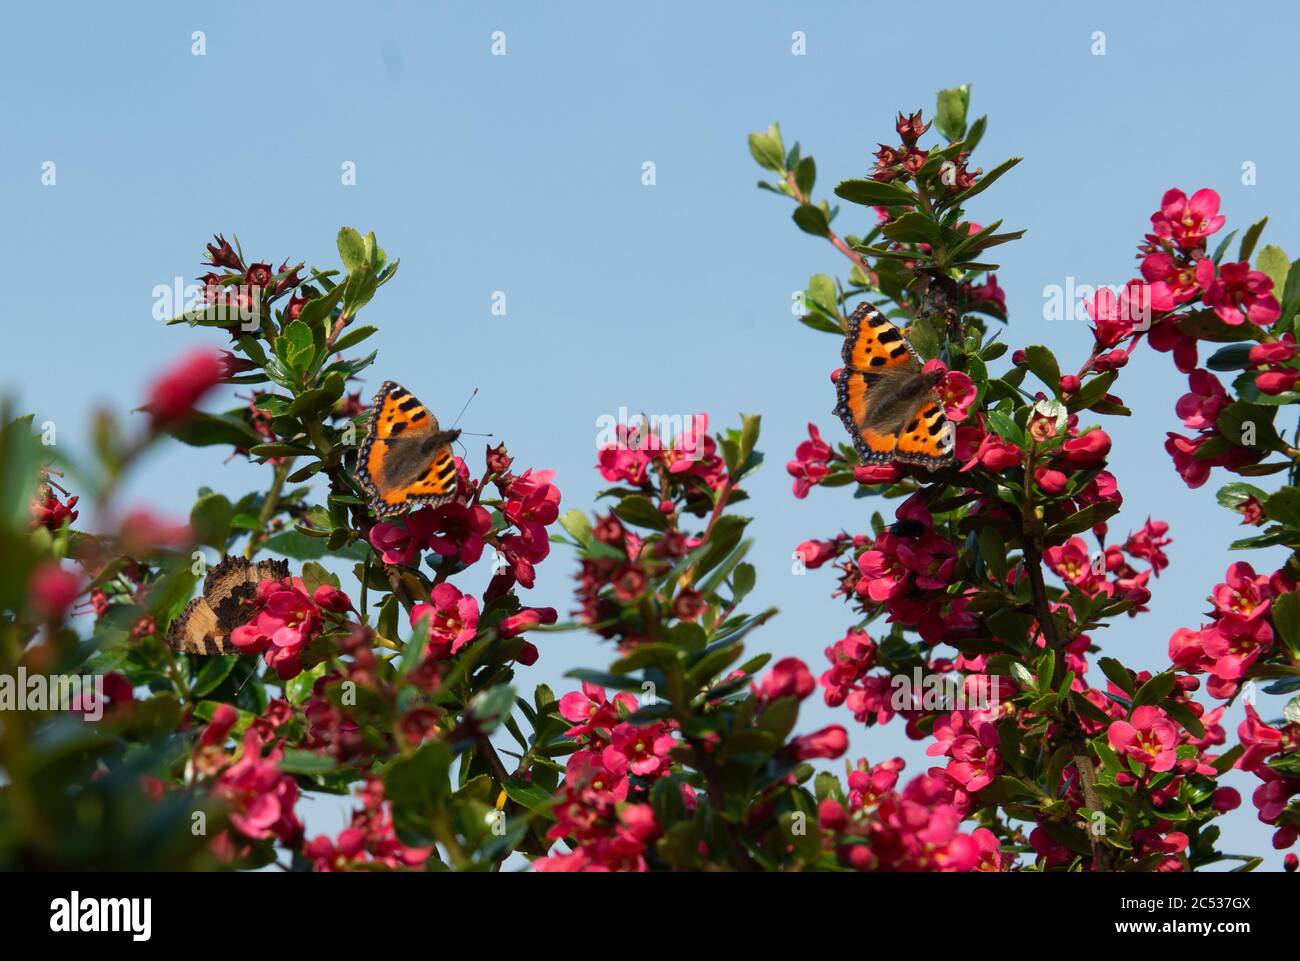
{"left": 534, "top": 683, "right": 673, "bottom": 871}
{"left": 208, "top": 724, "right": 304, "bottom": 861}
{"left": 598, "top": 413, "right": 726, "bottom": 491}
{"left": 1234, "top": 705, "right": 1300, "bottom": 850}
{"left": 848, "top": 495, "right": 976, "bottom": 646}
{"left": 229, "top": 574, "right": 353, "bottom": 680}
{"left": 305, "top": 779, "right": 431, "bottom": 871}
{"left": 1133, "top": 188, "right": 1288, "bottom": 486}
{"left": 369, "top": 446, "right": 563, "bottom": 593}
{"left": 1169, "top": 561, "right": 1291, "bottom": 699}
{"left": 1044, "top": 518, "right": 1171, "bottom": 615}
{"left": 818, "top": 758, "right": 988, "bottom": 871}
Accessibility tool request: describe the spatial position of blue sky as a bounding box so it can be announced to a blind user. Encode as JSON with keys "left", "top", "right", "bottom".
{"left": 2, "top": 2, "right": 1296, "bottom": 868}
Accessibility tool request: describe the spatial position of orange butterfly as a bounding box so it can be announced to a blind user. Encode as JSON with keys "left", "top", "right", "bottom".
{"left": 356, "top": 381, "right": 462, "bottom": 516}
{"left": 834, "top": 302, "right": 955, "bottom": 471}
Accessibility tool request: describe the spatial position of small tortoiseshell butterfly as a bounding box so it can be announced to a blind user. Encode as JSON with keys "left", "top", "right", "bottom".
{"left": 834, "top": 301, "right": 955, "bottom": 471}
{"left": 167, "top": 555, "right": 288, "bottom": 655}
{"left": 355, "top": 381, "right": 461, "bottom": 516}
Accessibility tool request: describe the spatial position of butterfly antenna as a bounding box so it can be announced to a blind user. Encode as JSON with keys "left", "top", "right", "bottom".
{"left": 450, "top": 388, "right": 479, "bottom": 429}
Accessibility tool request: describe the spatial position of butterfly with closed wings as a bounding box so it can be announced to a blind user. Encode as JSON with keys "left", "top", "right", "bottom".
{"left": 833, "top": 301, "right": 955, "bottom": 471}
{"left": 355, "top": 381, "right": 462, "bottom": 517}
{"left": 167, "top": 555, "right": 289, "bottom": 655}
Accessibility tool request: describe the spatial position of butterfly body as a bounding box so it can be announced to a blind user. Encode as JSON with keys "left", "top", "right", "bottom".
{"left": 356, "top": 381, "right": 461, "bottom": 516}
{"left": 167, "top": 555, "right": 289, "bottom": 655}
{"left": 834, "top": 302, "right": 954, "bottom": 471}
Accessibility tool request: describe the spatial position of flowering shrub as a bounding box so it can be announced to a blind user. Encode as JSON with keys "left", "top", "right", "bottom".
{"left": 759, "top": 86, "right": 1299, "bottom": 872}
{"left": 1, "top": 87, "right": 1296, "bottom": 872}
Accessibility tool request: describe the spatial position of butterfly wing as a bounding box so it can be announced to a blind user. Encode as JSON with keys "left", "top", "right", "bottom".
{"left": 357, "top": 381, "right": 460, "bottom": 516}
{"left": 834, "top": 302, "right": 954, "bottom": 471}
{"left": 166, "top": 556, "right": 288, "bottom": 655}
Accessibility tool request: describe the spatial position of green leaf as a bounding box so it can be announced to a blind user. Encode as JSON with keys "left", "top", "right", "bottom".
{"left": 881, "top": 211, "right": 940, "bottom": 245}
{"left": 1211, "top": 481, "right": 1263, "bottom": 512}
{"left": 1176, "top": 309, "right": 1263, "bottom": 343}
{"left": 950, "top": 156, "right": 1021, "bottom": 205}
{"left": 1239, "top": 217, "right": 1268, "bottom": 263}
{"left": 792, "top": 204, "right": 830, "bottom": 237}
{"left": 1264, "top": 486, "right": 1300, "bottom": 527}
{"left": 806, "top": 274, "right": 837, "bottom": 314}
{"left": 834, "top": 178, "right": 915, "bottom": 208}
{"left": 1097, "top": 657, "right": 1136, "bottom": 697}
{"left": 1271, "top": 591, "right": 1300, "bottom": 660}
{"left": 1132, "top": 671, "right": 1176, "bottom": 709}
{"left": 1257, "top": 244, "right": 1290, "bottom": 296}
{"left": 935, "top": 84, "right": 970, "bottom": 141}
{"left": 793, "top": 156, "right": 816, "bottom": 197}
{"left": 503, "top": 776, "right": 554, "bottom": 813}
{"left": 276, "top": 320, "right": 315, "bottom": 378}
{"left": 165, "top": 412, "right": 260, "bottom": 450}
{"left": 337, "top": 227, "right": 368, "bottom": 272}
{"left": 1022, "top": 345, "right": 1061, "bottom": 393}
{"left": 747, "top": 127, "right": 785, "bottom": 172}
{"left": 613, "top": 494, "right": 668, "bottom": 531}
{"left": 191, "top": 657, "right": 238, "bottom": 698}
{"left": 190, "top": 492, "right": 233, "bottom": 550}
{"left": 1206, "top": 343, "right": 1255, "bottom": 372}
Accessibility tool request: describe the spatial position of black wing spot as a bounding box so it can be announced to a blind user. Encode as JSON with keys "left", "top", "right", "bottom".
{"left": 398, "top": 397, "right": 422, "bottom": 412}
{"left": 390, "top": 422, "right": 407, "bottom": 436}
{"left": 876, "top": 328, "right": 902, "bottom": 344}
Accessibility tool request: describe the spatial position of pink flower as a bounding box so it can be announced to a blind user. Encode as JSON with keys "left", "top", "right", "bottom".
{"left": 1164, "top": 432, "right": 1212, "bottom": 488}
{"left": 504, "top": 469, "right": 561, "bottom": 542}
{"left": 944, "top": 722, "right": 1002, "bottom": 792}
{"left": 1087, "top": 281, "right": 1151, "bottom": 347}
{"left": 1141, "top": 251, "right": 1200, "bottom": 311}
{"left": 1197, "top": 259, "right": 1281, "bottom": 327}
{"left": 146, "top": 348, "right": 226, "bottom": 427}
{"left": 1045, "top": 537, "right": 1099, "bottom": 591}
{"left": 558, "top": 682, "right": 637, "bottom": 738}
{"left": 1034, "top": 467, "right": 1068, "bottom": 494}
{"left": 312, "top": 584, "right": 354, "bottom": 613}
{"left": 498, "top": 606, "right": 557, "bottom": 638}
{"left": 1124, "top": 518, "right": 1171, "bottom": 575}
{"left": 794, "top": 538, "right": 838, "bottom": 569}
{"left": 603, "top": 722, "right": 675, "bottom": 778}
{"left": 213, "top": 730, "right": 303, "bottom": 848}
{"left": 1257, "top": 369, "right": 1300, "bottom": 395}
{"left": 754, "top": 657, "right": 816, "bottom": 703}
{"left": 1060, "top": 429, "right": 1111, "bottom": 467}
{"left": 1236, "top": 705, "right": 1284, "bottom": 773}
{"left": 791, "top": 725, "right": 848, "bottom": 761}
{"left": 1107, "top": 706, "right": 1179, "bottom": 772}
{"left": 425, "top": 502, "right": 492, "bottom": 565}
{"left": 854, "top": 464, "right": 903, "bottom": 485}
{"left": 368, "top": 510, "right": 437, "bottom": 567}
{"left": 926, "top": 362, "right": 977, "bottom": 421}
{"left": 409, "top": 582, "right": 480, "bottom": 655}
{"left": 28, "top": 562, "right": 82, "bottom": 619}
{"left": 597, "top": 443, "right": 650, "bottom": 485}
{"left": 1212, "top": 561, "right": 1272, "bottom": 622}
{"left": 30, "top": 493, "right": 79, "bottom": 532}
{"left": 1150, "top": 188, "right": 1226, "bottom": 251}
{"left": 787, "top": 423, "right": 834, "bottom": 498}
{"left": 1175, "top": 369, "right": 1228, "bottom": 429}
{"left": 959, "top": 433, "right": 1021, "bottom": 472}
{"left": 1148, "top": 315, "right": 1199, "bottom": 373}
{"left": 965, "top": 273, "right": 1005, "bottom": 311}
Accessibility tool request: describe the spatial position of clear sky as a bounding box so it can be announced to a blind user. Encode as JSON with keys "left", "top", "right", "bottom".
{"left": 2, "top": 1, "right": 1296, "bottom": 868}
